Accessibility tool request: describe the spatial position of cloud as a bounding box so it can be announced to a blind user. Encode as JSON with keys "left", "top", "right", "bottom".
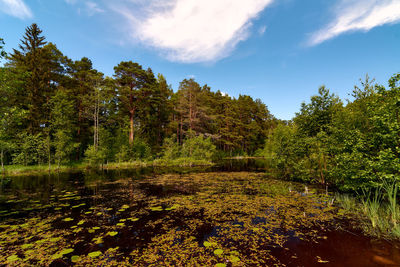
{"left": 112, "top": 0, "right": 274, "bottom": 63}
{"left": 65, "top": 0, "right": 104, "bottom": 16}
{"left": 85, "top": 1, "right": 104, "bottom": 16}
{"left": 258, "top": 25, "right": 267, "bottom": 36}
{"left": 309, "top": 0, "right": 400, "bottom": 46}
{"left": 0, "top": 0, "right": 32, "bottom": 19}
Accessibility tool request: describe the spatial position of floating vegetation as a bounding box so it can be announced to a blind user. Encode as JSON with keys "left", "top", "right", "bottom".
{"left": 88, "top": 251, "right": 102, "bottom": 258}
{"left": 213, "top": 249, "right": 224, "bottom": 256}
{"left": 107, "top": 231, "right": 118, "bottom": 237}
{"left": 0, "top": 171, "right": 399, "bottom": 266}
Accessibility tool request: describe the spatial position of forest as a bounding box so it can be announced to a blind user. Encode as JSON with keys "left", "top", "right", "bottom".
{"left": 1, "top": 23, "right": 400, "bottom": 193}
{"left": 0, "top": 24, "right": 276, "bottom": 172}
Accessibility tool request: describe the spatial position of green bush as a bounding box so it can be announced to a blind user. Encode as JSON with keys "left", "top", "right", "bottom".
{"left": 84, "top": 145, "right": 106, "bottom": 166}
{"left": 161, "top": 134, "right": 216, "bottom": 162}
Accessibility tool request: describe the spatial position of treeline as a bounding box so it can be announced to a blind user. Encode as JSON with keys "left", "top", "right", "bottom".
{"left": 260, "top": 74, "right": 400, "bottom": 192}
{"left": 0, "top": 24, "right": 276, "bottom": 168}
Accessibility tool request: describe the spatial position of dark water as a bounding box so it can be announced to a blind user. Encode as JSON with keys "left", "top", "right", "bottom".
{"left": 0, "top": 159, "right": 399, "bottom": 266}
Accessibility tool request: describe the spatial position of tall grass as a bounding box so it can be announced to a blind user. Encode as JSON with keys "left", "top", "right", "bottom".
{"left": 383, "top": 181, "right": 399, "bottom": 227}
{"left": 336, "top": 182, "right": 400, "bottom": 239}
{"left": 361, "top": 187, "right": 382, "bottom": 229}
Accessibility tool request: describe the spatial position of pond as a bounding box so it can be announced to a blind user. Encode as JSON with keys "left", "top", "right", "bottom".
{"left": 0, "top": 159, "right": 399, "bottom": 266}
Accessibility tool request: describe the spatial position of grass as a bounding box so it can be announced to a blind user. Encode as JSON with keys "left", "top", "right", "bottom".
{"left": 2, "top": 158, "right": 214, "bottom": 177}
{"left": 3, "top": 163, "right": 85, "bottom": 176}
{"left": 336, "top": 182, "right": 400, "bottom": 240}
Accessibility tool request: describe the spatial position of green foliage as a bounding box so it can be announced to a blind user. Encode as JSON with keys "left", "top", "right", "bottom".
{"left": 12, "top": 133, "right": 48, "bottom": 166}
{"left": 161, "top": 134, "right": 217, "bottom": 162}
{"left": 0, "top": 37, "right": 6, "bottom": 61}
{"left": 84, "top": 145, "right": 106, "bottom": 166}
{"left": 261, "top": 74, "right": 400, "bottom": 192}
{"left": 160, "top": 135, "right": 180, "bottom": 160}
{"left": 181, "top": 135, "right": 217, "bottom": 160}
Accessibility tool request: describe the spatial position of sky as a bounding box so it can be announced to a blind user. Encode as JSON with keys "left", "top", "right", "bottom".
{"left": 0, "top": 0, "right": 399, "bottom": 120}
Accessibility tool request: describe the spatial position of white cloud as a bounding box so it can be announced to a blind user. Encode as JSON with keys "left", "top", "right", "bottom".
{"left": 65, "top": 0, "right": 104, "bottom": 16}
{"left": 309, "top": 0, "right": 400, "bottom": 46}
{"left": 85, "top": 1, "right": 104, "bottom": 16}
{"left": 258, "top": 25, "right": 267, "bottom": 35}
{"left": 0, "top": 0, "right": 32, "bottom": 19}
{"left": 111, "top": 0, "right": 274, "bottom": 63}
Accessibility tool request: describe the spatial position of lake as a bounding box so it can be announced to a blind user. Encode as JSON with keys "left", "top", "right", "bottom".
{"left": 0, "top": 159, "right": 399, "bottom": 266}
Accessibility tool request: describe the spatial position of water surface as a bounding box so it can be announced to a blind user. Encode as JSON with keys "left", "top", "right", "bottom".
{"left": 0, "top": 160, "right": 399, "bottom": 266}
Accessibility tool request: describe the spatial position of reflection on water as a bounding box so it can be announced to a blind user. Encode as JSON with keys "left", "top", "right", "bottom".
{"left": 0, "top": 160, "right": 399, "bottom": 266}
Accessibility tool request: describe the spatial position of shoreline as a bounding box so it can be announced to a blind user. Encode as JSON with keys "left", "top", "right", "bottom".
{"left": 1, "top": 159, "right": 215, "bottom": 177}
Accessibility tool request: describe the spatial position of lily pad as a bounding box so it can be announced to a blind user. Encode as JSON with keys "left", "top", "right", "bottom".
{"left": 88, "top": 251, "right": 102, "bottom": 258}
{"left": 71, "top": 255, "right": 80, "bottom": 263}
{"left": 60, "top": 248, "right": 74, "bottom": 255}
{"left": 63, "top": 217, "right": 74, "bottom": 222}
{"left": 229, "top": 255, "right": 240, "bottom": 263}
{"left": 214, "top": 249, "right": 224, "bottom": 256}
{"left": 203, "top": 241, "right": 212, "bottom": 247}
{"left": 7, "top": 255, "right": 19, "bottom": 262}
{"left": 107, "top": 231, "right": 118, "bottom": 237}
{"left": 21, "top": 243, "right": 33, "bottom": 249}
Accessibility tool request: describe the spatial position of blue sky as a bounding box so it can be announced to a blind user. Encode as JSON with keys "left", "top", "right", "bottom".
{"left": 1, "top": 0, "right": 400, "bottom": 120}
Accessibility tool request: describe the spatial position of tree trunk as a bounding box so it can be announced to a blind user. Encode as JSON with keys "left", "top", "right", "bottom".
{"left": 129, "top": 111, "right": 134, "bottom": 145}
{"left": 180, "top": 116, "right": 183, "bottom": 145}
{"left": 1, "top": 149, "right": 4, "bottom": 175}
{"left": 48, "top": 134, "right": 51, "bottom": 172}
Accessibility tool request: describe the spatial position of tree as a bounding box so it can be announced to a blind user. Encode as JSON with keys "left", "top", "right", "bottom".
{"left": 114, "top": 61, "right": 156, "bottom": 146}
{"left": 0, "top": 37, "right": 6, "bottom": 61}
{"left": 7, "top": 24, "right": 66, "bottom": 134}
{"left": 295, "top": 86, "right": 342, "bottom": 137}
{"left": 50, "top": 89, "right": 78, "bottom": 167}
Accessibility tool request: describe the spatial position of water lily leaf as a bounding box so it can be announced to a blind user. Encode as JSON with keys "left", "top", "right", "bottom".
{"left": 88, "top": 251, "right": 102, "bottom": 258}
{"left": 121, "top": 204, "right": 129, "bottom": 209}
{"left": 7, "top": 255, "right": 19, "bottom": 262}
{"left": 203, "top": 241, "right": 212, "bottom": 247}
{"left": 60, "top": 248, "right": 74, "bottom": 255}
{"left": 21, "top": 243, "right": 33, "bottom": 249}
{"left": 77, "top": 220, "right": 85, "bottom": 225}
{"left": 150, "top": 206, "right": 163, "bottom": 211}
{"left": 63, "top": 217, "right": 74, "bottom": 222}
{"left": 229, "top": 255, "right": 240, "bottom": 263}
{"left": 71, "top": 255, "right": 80, "bottom": 263}
{"left": 165, "top": 205, "right": 178, "bottom": 211}
{"left": 107, "top": 231, "right": 118, "bottom": 237}
{"left": 214, "top": 249, "right": 223, "bottom": 256}
{"left": 215, "top": 264, "right": 226, "bottom": 267}
{"left": 51, "top": 253, "right": 62, "bottom": 260}
{"left": 116, "top": 223, "right": 125, "bottom": 227}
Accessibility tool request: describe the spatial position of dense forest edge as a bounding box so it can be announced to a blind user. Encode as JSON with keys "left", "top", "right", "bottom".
{"left": 2, "top": 24, "right": 400, "bottom": 238}
{"left": 1, "top": 24, "right": 276, "bottom": 176}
